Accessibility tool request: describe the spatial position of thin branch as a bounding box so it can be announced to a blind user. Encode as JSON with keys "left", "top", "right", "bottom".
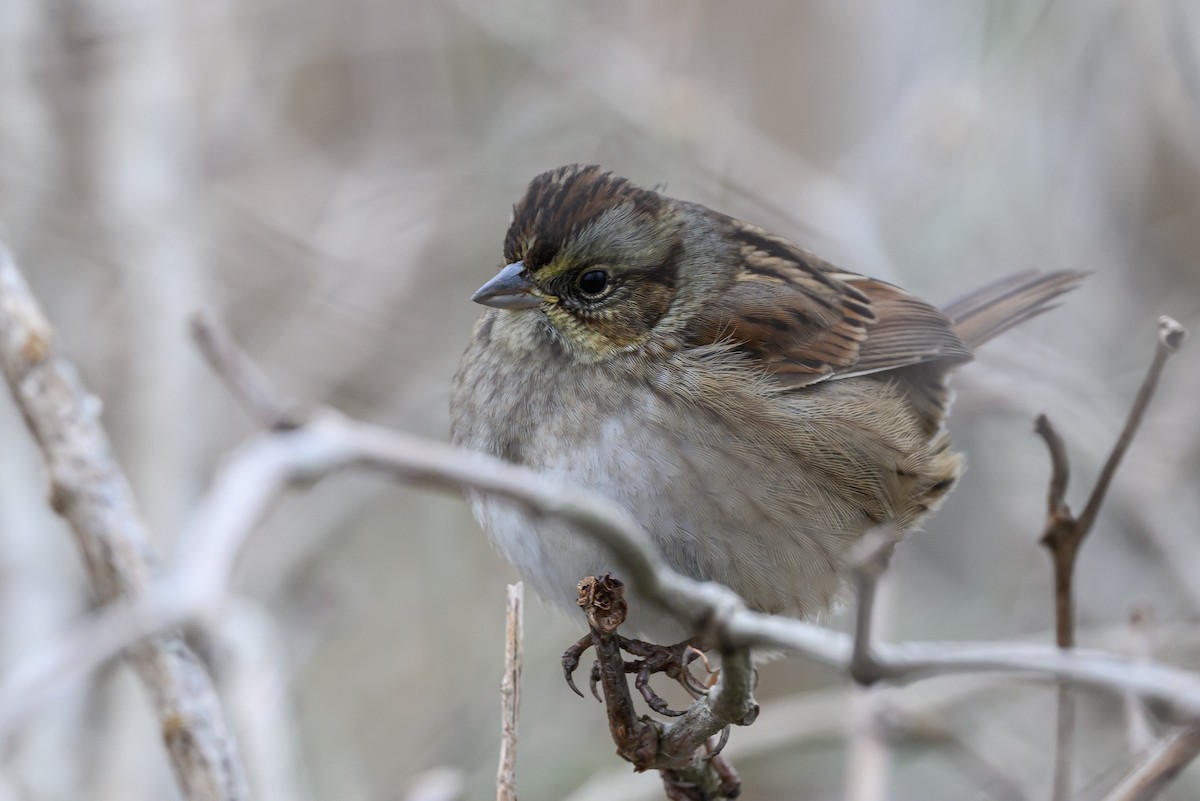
{"left": 8, "top": 403, "right": 1200, "bottom": 731}
{"left": 847, "top": 530, "right": 898, "bottom": 686}
{"left": 1038, "top": 316, "right": 1188, "bottom": 649}
{"left": 1100, "top": 727, "right": 1200, "bottom": 801}
{"left": 497, "top": 582, "right": 523, "bottom": 801}
{"left": 845, "top": 536, "right": 898, "bottom": 801}
{"left": 5, "top": 313, "right": 1200, "bottom": 772}
{"left": 214, "top": 599, "right": 312, "bottom": 801}
{"left": 1036, "top": 315, "right": 1188, "bottom": 801}
{"left": 1050, "top": 684, "right": 1076, "bottom": 801}
{"left": 1037, "top": 411, "right": 1078, "bottom": 801}
{"left": 844, "top": 687, "right": 891, "bottom": 801}
{"left": 1036, "top": 415, "right": 1071, "bottom": 528}
{"left": 1124, "top": 604, "right": 1159, "bottom": 759}
{"left": 1034, "top": 414, "right": 1078, "bottom": 649}
{"left": 406, "top": 768, "right": 465, "bottom": 801}
{"left": 0, "top": 243, "right": 249, "bottom": 800}
{"left": 878, "top": 707, "right": 1030, "bottom": 801}
{"left": 1076, "top": 316, "right": 1187, "bottom": 536}
{"left": 190, "top": 310, "right": 307, "bottom": 431}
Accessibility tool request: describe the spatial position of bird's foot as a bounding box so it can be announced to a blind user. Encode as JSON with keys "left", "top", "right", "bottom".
{"left": 562, "top": 632, "right": 711, "bottom": 716}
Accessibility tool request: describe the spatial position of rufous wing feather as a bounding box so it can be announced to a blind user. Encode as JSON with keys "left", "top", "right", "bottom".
{"left": 685, "top": 219, "right": 973, "bottom": 387}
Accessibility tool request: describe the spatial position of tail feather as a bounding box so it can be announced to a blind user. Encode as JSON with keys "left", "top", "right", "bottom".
{"left": 945, "top": 270, "right": 1087, "bottom": 350}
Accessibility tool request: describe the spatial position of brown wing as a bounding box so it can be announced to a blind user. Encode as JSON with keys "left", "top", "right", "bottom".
{"left": 832, "top": 275, "right": 972, "bottom": 376}
{"left": 685, "top": 218, "right": 971, "bottom": 388}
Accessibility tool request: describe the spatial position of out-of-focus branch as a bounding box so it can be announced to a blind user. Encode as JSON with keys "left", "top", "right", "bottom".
{"left": 0, "top": 244, "right": 250, "bottom": 800}
{"left": 1101, "top": 727, "right": 1200, "bottom": 801}
{"left": 847, "top": 530, "right": 898, "bottom": 686}
{"left": 843, "top": 686, "right": 890, "bottom": 801}
{"left": 406, "top": 768, "right": 465, "bottom": 801}
{"left": 497, "top": 583, "right": 523, "bottom": 801}
{"left": 877, "top": 708, "right": 1029, "bottom": 801}
{"left": 1036, "top": 316, "right": 1188, "bottom": 801}
{"left": 5, "top": 312, "right": 1200, "bottom": 763}
{"left": 189, "top": 310, "right": 307, "bottom": 431}
{"left": 213, "top": 599, "right": 312, "bottom": 801}
{"left": 1124, "top": 605, "right": 1159, "bottom": 759}
{"left": 8, "top": 408, "right": 1200, "bottom": 725}
{"left": 438, "top": 0, "right": 894, "bottom": 272}
{"left": 1110, "top": 607, "right": 1200, "bottom": 801}
{"left": 844, "top": 532, "right": 899, "bottom": 801}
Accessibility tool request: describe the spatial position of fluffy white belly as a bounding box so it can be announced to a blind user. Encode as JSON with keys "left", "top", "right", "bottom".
{"left": 465, "top": 391, "right": 859, "bottom": 641}
{"left": 467, "top": 392, "right": 694, "bottom": 639}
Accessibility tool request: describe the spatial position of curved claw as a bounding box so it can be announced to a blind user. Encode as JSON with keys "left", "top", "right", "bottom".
{"left": 676, "top": 663, "right": 709, "bottom": 697}
{"left": 589, "top": 660, "right": 603, "bottom": 703}
{"left": 561, "top": 634, "right": 593, "bottom": 699}
{"left": 636, "top": 663, "right": 687, "bottom": 716}
{"left": 661, "top": 646, "right": 708, "bottom": 698}
{"left": 702, "top": 725, "right": 732, "bottom": 761}
{"left": 564, "top": 667, "right": 584, "bottom": 699}
{"left": 565, "top": 633, "right": 713, "bottom": 718}
{"left": 681, "top": 642, "right": 715, "bottom": 695}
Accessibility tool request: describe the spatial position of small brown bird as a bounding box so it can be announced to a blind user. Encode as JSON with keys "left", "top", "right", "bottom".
{"left": 451, "top": 164, "right": 1082, "bottom": 642}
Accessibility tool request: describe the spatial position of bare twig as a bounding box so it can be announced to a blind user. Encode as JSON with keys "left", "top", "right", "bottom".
{"left": 190, "top": 310, "right": 307, "bottom": 431}
{"left": 1075, "top": 317, "right": 1187, "bottom": 537}
{"left": 847, "top": 530, "right": 898, "bottom": 686}
{"left": 1035, "top": 411, "right": 1078, "bottom": 801}
{"left": 844, "top": 687, "right": 891, "bottom": 801}
{"left": 1049, "top": 682, "right": 1076, "bottom": 801}
{"left": 1100, "top": 727, "right": 1200, "bottom": 801}
{"left": 877, "top": 708, "right": 1030, "bottom": 801}
{"left": 214, "top": 599, "right": 312, "bottom": 801}
{"left": 1124, "top": 604, "right": 1159, "bottom": 759}
{"left": 5, "top": 312, "right": 1200, "bottom": 786}
{"left": 1103, "top": 604, "right": 1200, "bottom": 801}
{"left": 0, "top": 244, "right": 249, "bottom": 800}
{"left": 406, "top": 768, "right": 465, "bottom": 801}
{"left": 1035, "top": 316, "right": 1188, "bottom": 801}
{"left": 844, "top": 535, "right": 898, "bottom": 801}
{"left": 497, "top": 582, "right": 523, "bottom": 801}
{"left": 1037, "top": 316, "right": 1188, "bottom": 650}
{"left": 9, "top": 402, "right": 1200, "bottom": 729}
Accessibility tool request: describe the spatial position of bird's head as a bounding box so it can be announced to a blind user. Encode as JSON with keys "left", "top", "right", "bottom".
{"left": 471, "top": 165, "right": 724, "bottom": 354}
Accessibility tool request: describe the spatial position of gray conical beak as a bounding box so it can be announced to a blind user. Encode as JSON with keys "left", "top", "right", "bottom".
{"left": 470, "top": 261, "right": 543, "bottom": 309}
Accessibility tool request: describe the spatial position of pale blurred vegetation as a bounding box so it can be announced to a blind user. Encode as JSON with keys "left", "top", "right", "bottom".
{"left": 1, "top": 1, "right": 1199, "bottom": 800}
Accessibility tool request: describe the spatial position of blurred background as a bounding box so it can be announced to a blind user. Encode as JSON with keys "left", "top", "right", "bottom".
{"left": 1, "top": 1, "right": 1199, "bottom": 799}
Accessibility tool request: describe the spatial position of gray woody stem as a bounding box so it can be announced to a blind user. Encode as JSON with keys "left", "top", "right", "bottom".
{"left": 5, "top": 313, "right": 1200, "bottom": 736}
{"left": 1100, "top": 727, "right": 1200, "bottom": 801}
{"left": 497, "top": 583, "right": 523, "bottom": 801}
{"left": 2, "top": 277, "right": 1199, "bottom": 801}
{"left": 0, "top": 245, "right": 249, "bottom": 800}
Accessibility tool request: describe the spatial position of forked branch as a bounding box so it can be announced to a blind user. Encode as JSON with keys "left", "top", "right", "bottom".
{"left": 1036, "top": 316, "right": 1188, "bottom": 801}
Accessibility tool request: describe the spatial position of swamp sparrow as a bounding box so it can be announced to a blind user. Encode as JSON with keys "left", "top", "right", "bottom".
{"left": 451, "top": 164, "right": 1082, "bottom": 641}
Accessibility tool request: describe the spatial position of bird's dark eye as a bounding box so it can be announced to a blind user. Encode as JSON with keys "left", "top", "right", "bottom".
{"left": 577, "top": 269, "right": 609, "bottom": 297}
